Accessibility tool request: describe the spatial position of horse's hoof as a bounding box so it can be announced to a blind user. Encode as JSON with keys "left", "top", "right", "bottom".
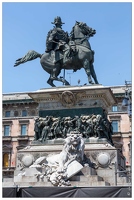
{"left": 65, "top": 81, "right": 70, "bottom": 85}
{"left": 89, "top": 81, "right": 94, "bottom": 84}
{"left": 47, "top": 79, "right": 56, "bottom": 87}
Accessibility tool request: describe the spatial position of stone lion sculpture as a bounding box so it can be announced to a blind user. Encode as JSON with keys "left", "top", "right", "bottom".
{"left": 30, "top": 132, "right": 85, "bottom": 186}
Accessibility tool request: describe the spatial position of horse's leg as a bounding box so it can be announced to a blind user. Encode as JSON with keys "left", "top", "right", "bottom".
{"left": 50, "top": 64, "right": 70, "bottom": 86}
{"left": 47, "top": 76, "right": 56, "bottom": 87}
{"left": 52, "top": 76, "right": 70, "bottom": 86}
{"left": 47, "top": 64, "right": 61, "bottom": 87}
{"left": 40, "top": 53, "right": 59, "bottom": 87}
{"left": 83, "top": 59, "right": 94, "bottom": 84}
{"left": 90, "top": 63, "right": 99, "bottom": 84}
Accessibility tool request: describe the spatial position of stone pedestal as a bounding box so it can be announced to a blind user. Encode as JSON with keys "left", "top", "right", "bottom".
{"left": 13, "top": 138, "right": 127, "bottom": 187}
{"left": 13, "top": 85, "right": 128, "bottom": 187}
{"left": 28, "top": 85, "right": 116, "bottom": 117}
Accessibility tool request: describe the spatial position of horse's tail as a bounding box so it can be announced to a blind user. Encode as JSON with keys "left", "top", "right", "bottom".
{"left": 14, "top": 50, "right": 42, "bottom": 67}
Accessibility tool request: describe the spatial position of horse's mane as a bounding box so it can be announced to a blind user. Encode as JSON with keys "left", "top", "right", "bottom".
{"left": 70, "top": 22, "right": 78, "bottom": 39}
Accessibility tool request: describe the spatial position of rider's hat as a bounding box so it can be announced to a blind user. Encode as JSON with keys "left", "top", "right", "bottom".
{"left": 51, "top": 16, "right": 65, "bottom": 25}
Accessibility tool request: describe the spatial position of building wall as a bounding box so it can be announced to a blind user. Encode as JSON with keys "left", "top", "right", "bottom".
{"left": 9, "top": 118, "right": 35, "bottom": 167}
{"left": 2, "top": 93, "right": 38, "bottom": 174}
{"left": 120, "top": 114, "right": 130, "bottom": 132}
{"left": 109, "top": 85, "right": 131, "bottom": 168}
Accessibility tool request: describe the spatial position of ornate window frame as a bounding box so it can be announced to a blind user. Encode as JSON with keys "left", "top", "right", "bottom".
{"left": 18, "top": 119, "right": 29, "bottom": 138}
{"left": 109, "top": 115, "right": 121, "bottom": 133}
{"left": 2, "top": 120, "right": 13, "bottom": 137}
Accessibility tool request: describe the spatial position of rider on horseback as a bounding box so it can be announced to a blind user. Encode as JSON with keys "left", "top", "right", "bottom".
{"left": 46, "top": 17, "right": 68, "bottom": 52}
{"left": 45, "top": 17, "right": 71, "bottom": 63}
{"left": 14, "top": 18, "right": 99, "bottom": 86}
{"left": 45, "top": 16, "right": 73, "bottom": 78}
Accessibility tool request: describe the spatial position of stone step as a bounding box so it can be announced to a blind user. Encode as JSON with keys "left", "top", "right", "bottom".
{"left": 81, "top": 166, "right": 97, "bottom": 176}
{"left": 90, "top": 167, "right": 97, "bottom": 175}
{"left": 2, "top": 178, "right": 14, "bottom": 182}
{"left": 89, "top": 175, "right": 104, "bottom": 182}
{"left": 3, "top": 180, "right": 110, "bottom": 188}
{"left": 117, "top": 176, "right": 130, "bottom": 186}
{"left": 69, "top": 175, "right": 103, "bottom": 182}
{"left": 14, "top": 175, "right": 104, "bottom": 184}
{"left": 2, "top": 182, "right": 15, "bottom": 187}
{"left": 14, "top": 175, "right": 37, "bottom": 182}
{"left": 14, "top": 173, "right": 107, "bottom": 186}
{"left": 11, "top": 181, "right": 53, "bottom": 187}
{"left": 91, "top": 181, "right": 110, "bottom": 186}
{"left": 70, "top": 181, "right": 110, "bottom": 187}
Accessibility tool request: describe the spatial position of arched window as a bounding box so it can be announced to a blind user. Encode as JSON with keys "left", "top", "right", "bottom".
{"left": 3, "top": 153, "right": 9, "bottom": 167}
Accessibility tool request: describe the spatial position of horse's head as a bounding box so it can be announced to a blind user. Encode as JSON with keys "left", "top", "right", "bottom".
{"left": 75, "top": 21, "right": 96, "bottom": 37}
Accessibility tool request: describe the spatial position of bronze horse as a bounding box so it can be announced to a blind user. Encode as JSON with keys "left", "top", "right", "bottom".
{"left": 14, "top": 21, "right": 99, "bottom": 87}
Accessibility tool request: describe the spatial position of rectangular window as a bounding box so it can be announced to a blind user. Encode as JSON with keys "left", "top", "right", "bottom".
{"left": 21, "top": 124, "right": 27, "bottom": 135}
{"left": 22, "top": 110, "right": 27, "bottom": 117}
{"left": 112, "top": 106, "right": 118, "bottom": 112}
{"left": 112, "top": 121, "right": 118, "bottom": 132}
{"left": 5, "top": 111, "right": 10, "bottom": 117}
{"left": 4, "top": 125, "right": 10, "bottom": 136}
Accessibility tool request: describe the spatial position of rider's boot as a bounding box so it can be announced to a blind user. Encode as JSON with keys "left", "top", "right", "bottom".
{"left": 63, "top": 47, "right": 71, "bottom": 64}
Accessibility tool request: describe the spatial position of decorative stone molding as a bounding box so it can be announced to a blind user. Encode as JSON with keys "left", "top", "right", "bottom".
{"left": 2, "top": 136, "right": 12, "bottom": 142}
{"left": 89, "top": 150, "right": 116, "bottom": 169}
{"left": 3, "top": 120, "right": 13, "bottom": 125}
{"left": 3, "top": 144, "right": 12, "bottom": 151}
{"left": 61, "top": 91, "right": 76, "bottom": 107}
{"left": 17, "top": 136, "right": 29, "bottom": 141}
{"left": 109, "top": 115, "right": 121, "bottom": 120}
{"left": 97, "top": 152, "right": 110, "bottom": 168}
{"left": 56, "top": 91, "right": 84, "bottom": 107}
{"left": 22, "top": 154, "right": 34, "bottom": 167}
{"left": 19, "top": 119, "right": 29, "bottom": 124}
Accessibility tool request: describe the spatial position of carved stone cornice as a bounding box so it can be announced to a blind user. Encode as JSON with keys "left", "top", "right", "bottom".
{"left": 17, "top": 135, "right": 29, "bottom": 141}
{"left": 2, "top": 120, "right": 13, "bottom": 125}
{"left": 2, "top": 136, "right": 12, "bottom": 142}
{"left": 28, "top": 85, "right": 116, "bottom": 110}
{"left": 19, "top": 119, "right": 30, "bottom": 124}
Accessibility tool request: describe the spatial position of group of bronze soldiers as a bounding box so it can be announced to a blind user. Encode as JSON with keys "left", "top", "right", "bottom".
{"left": 34, "top": 114, "right": 114, "bottom": 145}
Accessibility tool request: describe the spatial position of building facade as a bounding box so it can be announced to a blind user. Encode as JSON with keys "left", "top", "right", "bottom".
{"left": 109, "top": 85, "right": 131, "bottom": 169}
{"left": 2, "top": 93, "right": 38, "bottom": 181}
{"left": 2, "top": 85, "right": 132, "bottom": 182}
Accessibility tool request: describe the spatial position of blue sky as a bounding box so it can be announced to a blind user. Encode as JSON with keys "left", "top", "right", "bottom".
{"left": 2, "top": 1, "right": 132, "bottom": 93}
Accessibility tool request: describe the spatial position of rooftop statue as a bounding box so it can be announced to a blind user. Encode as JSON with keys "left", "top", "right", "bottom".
{"left": 14, "top": 16, "right": 99, "bottom": 87}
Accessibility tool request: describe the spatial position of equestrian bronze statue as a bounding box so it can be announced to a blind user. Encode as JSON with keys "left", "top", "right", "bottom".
{"left": 14, "top": 16, "right": 99, "bottom": 87}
